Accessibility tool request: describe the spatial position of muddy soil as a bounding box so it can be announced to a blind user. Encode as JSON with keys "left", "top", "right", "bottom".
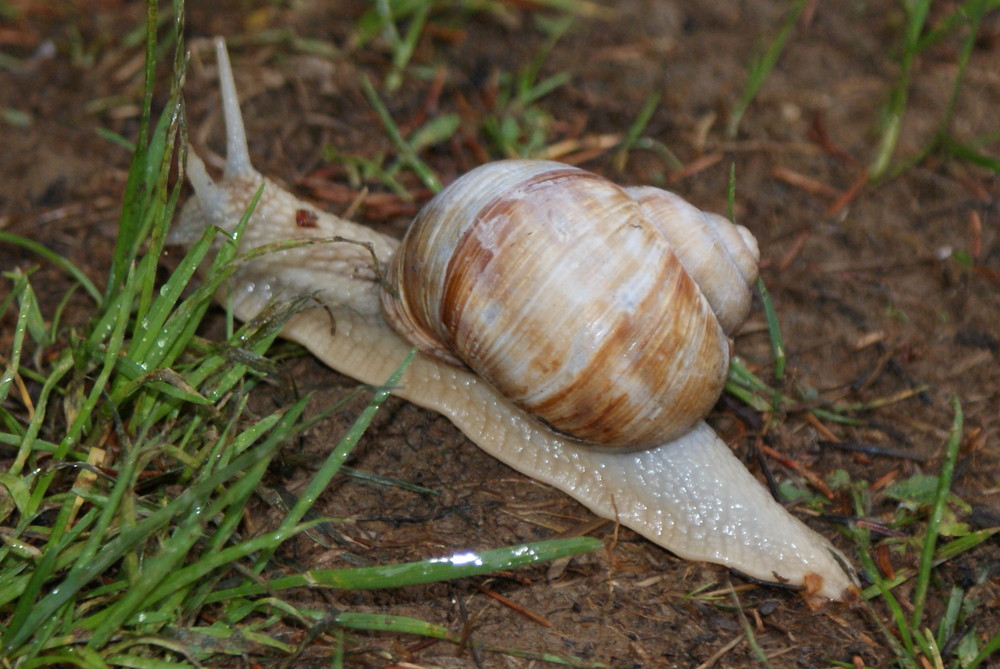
{"left": 1, "top": 1, "right": 998, "bottom": 667}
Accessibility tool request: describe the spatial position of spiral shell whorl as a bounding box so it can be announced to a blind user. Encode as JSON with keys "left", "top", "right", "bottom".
{"left": 625, "top": 186, "right": 759, "bottom": 335}
{"left": 382, "top": 160, "right": 759, "bottom": 450}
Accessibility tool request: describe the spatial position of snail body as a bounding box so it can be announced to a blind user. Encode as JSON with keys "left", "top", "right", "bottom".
{"left": 170, "top": 38, "right": 856, "bottom": 601}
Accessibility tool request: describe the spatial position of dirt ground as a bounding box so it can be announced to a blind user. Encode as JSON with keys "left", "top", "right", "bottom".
{"left": 1, "top": 1, "right": 998, "bottom": 667}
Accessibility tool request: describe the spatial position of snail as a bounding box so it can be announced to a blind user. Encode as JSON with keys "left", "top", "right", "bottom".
{"left": 169, "top": 38, "right": 857, "bottom": 601}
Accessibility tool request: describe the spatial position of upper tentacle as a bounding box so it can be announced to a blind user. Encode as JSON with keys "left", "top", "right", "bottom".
{"left": 214, "top": 37, "right": 254, "bottom": 180}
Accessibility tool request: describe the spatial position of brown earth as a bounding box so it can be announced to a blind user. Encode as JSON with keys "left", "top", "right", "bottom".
{"left": 1, "top": 1, "right": 998, "bottom": 667}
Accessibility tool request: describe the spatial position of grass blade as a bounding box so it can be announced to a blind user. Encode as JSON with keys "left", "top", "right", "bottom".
{"left": 206, "top": 537, "right": 601, "bottom": 602}
{"left": 106, "top": 0, "right": 160, "bottom": 296}
{"left": 910, "top": 397, "right": 963, "bottom": 631}
{"left": 0, "top": 232, "right": 101, "bottom": 304}
{"left": 253, "top": 349, "right": 416, "bottom": 572}
{"left": 726, "top": 0, "right": 808, "bottom": 138}
{"left": 359, "top": 74, "right": 443, "bottom": 194}
{"left": 870, "top": 0, "right": 931, "bottom": 179}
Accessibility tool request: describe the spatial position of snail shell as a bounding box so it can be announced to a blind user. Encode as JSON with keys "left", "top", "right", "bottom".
{"left": 381, "top": 160, "right": 760, "bottom": 450}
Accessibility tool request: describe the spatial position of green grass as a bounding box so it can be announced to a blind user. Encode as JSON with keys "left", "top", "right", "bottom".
{"left": 871, "top": 0, "right": 1000, "bottom": 178}
{"left": 726, "top": 0, "right": 999, "bottom": 179}
{"left": 726, "top": 0, "right": 810, "bottom": 139}
{"left": 842, "top": 399, "right": 998, "bottom": 669}
{"left": 734, "top": 369, "right": 999, "bottom": 668}
{"left": 730, "top": 297, "right": 996, "bottom": 668}
{"left": 726, "top": 371, "right": 998, "bottom": 668}
{"left": 0, "top": 3, "right": 601, "bottom": 665}
{"left": 326, "top": 14, "right": 578, "bottom": 199}
{"left": 358, "top": 72, "right": 450, "bottom": 194}
{"left": 869, "top": 0, "right": 1000, "bottom": 178}
{"left": 478, "top": 14, "right": 576, "bottom": 158}
{"left": 331, "top": 7, "right": 579, "bottom": 192}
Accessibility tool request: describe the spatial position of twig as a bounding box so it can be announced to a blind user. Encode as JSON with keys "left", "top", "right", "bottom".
{"left": 474, "top": 582, "right": 552, "bottom": 627}
{"left": 818, "top": 440, "right": 928, "bottom": 463}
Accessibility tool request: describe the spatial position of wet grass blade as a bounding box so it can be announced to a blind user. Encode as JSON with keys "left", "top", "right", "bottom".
{"left": 0, "top": 275, "right": 39, "bottom": 409}
{"left": 205, "top": 537, "right": 601, "bottom": 602}
{"left": 727, "top": 164, "right": 785, "bottom": 397}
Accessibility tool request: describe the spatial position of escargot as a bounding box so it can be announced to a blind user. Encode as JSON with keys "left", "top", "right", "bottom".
{"left": 170, "top": 38, "right": 857, "bottom": 601}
